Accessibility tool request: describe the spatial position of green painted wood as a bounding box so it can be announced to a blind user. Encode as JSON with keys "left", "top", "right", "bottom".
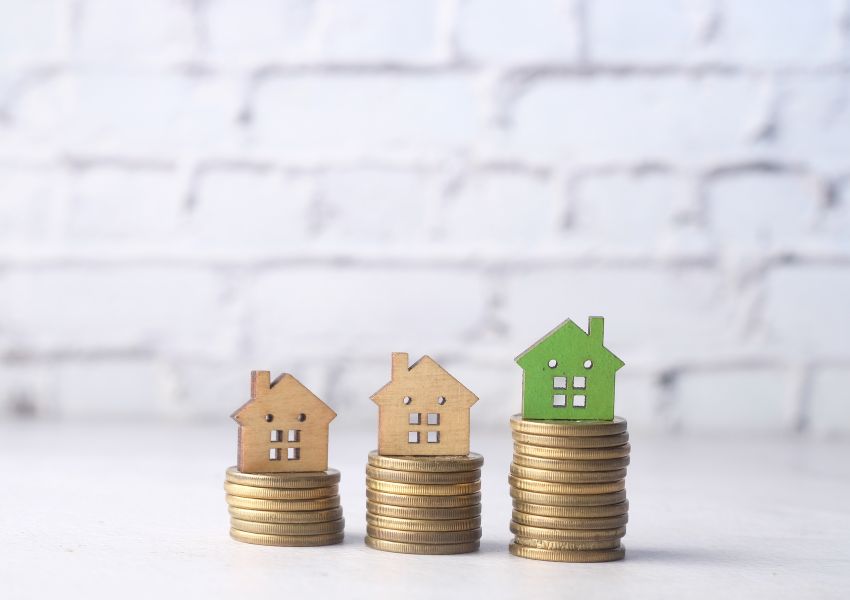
{"left": 515, "top": 317, "right": 624, "bottom": 421}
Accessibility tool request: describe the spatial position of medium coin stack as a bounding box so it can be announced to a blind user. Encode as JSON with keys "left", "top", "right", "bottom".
{"left": 509, "top": 415, "right": 629, "bottom": 562}
{"left": 225, "top": 467, "right": 344, "bottom": 546}
{"left": 365, "top": 450, "right": 484, "bottom": 554}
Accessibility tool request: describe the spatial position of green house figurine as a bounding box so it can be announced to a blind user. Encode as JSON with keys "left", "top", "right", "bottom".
{"left": 515, "top": 317, "right": 624, "bottom": 421}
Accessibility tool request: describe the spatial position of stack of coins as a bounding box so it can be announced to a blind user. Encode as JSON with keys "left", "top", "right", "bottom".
{"left": 224, "top": 467, "right": 344, "bottom": 546}
{"left": 365, "top": 451, "right": 483, "bottom": 554}
{"left": 508, "top": 415, "right": 629, "bottom": 562}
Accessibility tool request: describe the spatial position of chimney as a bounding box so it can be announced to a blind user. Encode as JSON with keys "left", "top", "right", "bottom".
{"left": 588, "top": 317, "right": 604, "bottom": 343}
{"left": 391, "top": 353, "right": 409, "bottom": 380}
{"left": 251, "top": 370, "right": 271, "bottom": 398}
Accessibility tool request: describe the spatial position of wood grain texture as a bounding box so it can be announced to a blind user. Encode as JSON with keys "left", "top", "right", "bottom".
{"left": 370, "top": 353, "right": 478, "bottom": 456}
{"left": 231, "top": 371, "right": 337, "bottom": 473}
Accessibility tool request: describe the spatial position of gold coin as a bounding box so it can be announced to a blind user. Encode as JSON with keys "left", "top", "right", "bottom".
{"left": 509, "top": 542, "right": 625, "bottom": 562}
{"left": 367, "top": 489, "right": 481, "bottom": 508}
{"left": 368, "top": 451, "right": 483, "bottom": 473}
{"left": 513, "top": 454, "right": 630, "bottom": 471}
{"left": 231, "top": 518, "right": 345, "bottom": 536}
{"left": 512, "top": 500, "right": 629, "bottom": 518}
{"left": 367, "top": 525, "right": 481, "bottom": 544}
{"left": 508, "top": 476, "right": 625, "bottom": 495}
{"left": 366, "top": 501, "right": 481, "bottom": 521}
{"left": 365, "top": 536, "right": 479, "bottom": 555}
{"left": 510, "top": 522, "right": 627, "bottom": 541}
{"left": 512, "top": 431, "right": 629, "bottom": 449}
{"left": 510, "top": 414, "right": 628, "bottom": 437}
{"left": 224, "top": 482, "right": 338, "bottom": 500}
{"left": 510, "top": 464, "right": 627, "bottom": 483}
{"left": 226, "top": 494, "right": 340, "bottom": 512}
{"left": 225, "top": 467, "right": 340, "bottom": 489}
{"left": 511, "top": 510, "right": 628, "bottom": 530}
{"left": 514, "top": 442, "right": 630, "bottom": 460}
{"left": 366, "top": 465, "right": 480, "bottom": 484}
{"left": 513, "top": 536, "right": 622, "bottom": 551}
{"left": 228, "top": 506, "right": 344, "bottom": 524}
{"left": 366, "top": 479, "right": 480, "bottom": 496}
{"left": 230, "top": 529, "right": 344, "bottom": 547}
{"left": 366, "top": 513, "right": 481, "bottom": 532}
{"left": 509, "top": 489, "right": 627, "bottom": 506}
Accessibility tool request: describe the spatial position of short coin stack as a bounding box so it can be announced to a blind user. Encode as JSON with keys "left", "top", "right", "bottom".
{"left": 365, "top": 451, "right": 483, "bottom": 554}
{"left": 508, "top": 415, "right": 629, "bottom": 562}
{"left": 225, "top": 467, "right": 344, "bottom": 546}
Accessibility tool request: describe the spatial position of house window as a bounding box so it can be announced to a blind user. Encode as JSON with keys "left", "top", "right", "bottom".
{"left": 573, "top": 395, "right": 586, "bottom": 408}
{"left": 553, "top": 376, "right": 567, "bottom": 389}
{"left": 297, "top": 413, "right": 307, "bottom": 422}
{"left": 408, "top": 431, "right": 420, "bottom": 443}
{"left": 548, "top": 359, "right": 557, "bottom": 368}
{"left": 437, "top": 396, "right": 446, "bottom": 405}
{"left": 403, "top": 396, "right": 412, "bottom": 405}
{"left": 269, "top": 448, "right": 281, "bottom": 461}
{"left": 573, "top": 376, "right": 586, "bottom": 389}
{"left": 265, "top": 414, "right": 274, "bottom": 422}
{"left": 270, "top": 430, "right": 282, "bottom": 442}
{"left": 427, "top": 413, "right": 439, "bottom": 425}
{"left": 553, "top": 394, "right": 566, "bottom": 407}
{"left": 287, "top": 429, "right": 300, "bottom": 442}
{"left": 288, "top": 447, "right": 300, "bottom": 460}
{"left": 409, "top": 412, "right": 421, "bottom": 425}
{"left": 427, "top": 431, "right": 440, "bottom": 443}
{"left": 584, "top": 360, "right": 593, "bottom": 369}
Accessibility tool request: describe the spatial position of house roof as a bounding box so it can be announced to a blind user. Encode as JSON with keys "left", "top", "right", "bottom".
{"left": 231, "top": 373, "right": 337, "bottom": 424}
{"left": 370, "top": 355, "right": 479, "bottom": 407}
{"left": 515, "top": 317, "right": 624, "bottom": 371}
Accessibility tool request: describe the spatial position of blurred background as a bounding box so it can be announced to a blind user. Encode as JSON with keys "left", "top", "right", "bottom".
{"left": 1, "top": 0, "right": 848, "bottom": 436}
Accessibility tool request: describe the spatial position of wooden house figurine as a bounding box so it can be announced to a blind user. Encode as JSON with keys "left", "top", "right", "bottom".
{"left": 231, "top": 371, "right": 337, "bottom": 473}
{"left": 516, "top": 317, "right": 624, "bottom": 421}
{"left": 370, "top": 353, "right": 478, "bottom": 456}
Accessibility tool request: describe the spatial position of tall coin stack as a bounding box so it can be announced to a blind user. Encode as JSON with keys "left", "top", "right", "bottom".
{"left": 365, "top": 451, "right": 483, "bottom": 554}
{"left": 508, "top": 415, "right": 629, "bottom": 562}
{"left": 225, "top": 467, "right": 345, "bottom": 546}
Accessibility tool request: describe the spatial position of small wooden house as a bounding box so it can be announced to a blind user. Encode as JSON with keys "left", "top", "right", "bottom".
{"left": 231, "top": 371, "right": 337, "bottom": 473}
{"left": 370, "top": 353, "right": 478, "bottom": 456}
{"left": 516, "top": 317, "right": 624, "bottom": 421}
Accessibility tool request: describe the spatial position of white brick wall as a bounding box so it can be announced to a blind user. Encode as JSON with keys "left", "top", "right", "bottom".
{"left": 0, "top": 0, "right": 849, "bottom": 435}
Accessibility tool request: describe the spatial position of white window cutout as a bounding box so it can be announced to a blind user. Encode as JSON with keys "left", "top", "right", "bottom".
{"left": 427, "top": 413, "right": 439, "bottom": 425}
{"left": 553, "top": 394, "right": 566, "bottom": 407}
{"left": 409, "top": 413, "right": 421, "bottom": 425}
{"left": 427, "top": 431, "right": 440, "bottom": 443}
{"left": 270, "top": 430, "right": 282, "bottom": 442}
{"left": 573, "top": 395, "right": 586, "bottom": 408}
{"left": 584, "top": 360, "right": 593, "bottom": 369}
{"left": 287, "top": 429, "right": 300, "bottom": 442}
{"left": 269, "top": 448, "right": 281, "bottom": 461}
{"left": 403, "top": 396, "right": 412, "bottom": 405}
{"left": 573, "top": 376, "right": 586, "bottom": 389}
{"left": 287, "top": 447, "right": 300, "bottom": 460}
{"left": 408, "top": 431, "right": 420, "bottom": 443}
{"left": 548, "top": 359, "right": 557, "bottom": 368}
{"left": 437, "top": 396, "right": 446, "bottom": 405}
{"left": 553, "top": 376, "right": 567, "bottom": 389}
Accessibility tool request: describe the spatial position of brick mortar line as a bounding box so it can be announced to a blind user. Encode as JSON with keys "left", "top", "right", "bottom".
{"left": 2, "top": 60, "right": 850, "bottom": 77}
{"left": 1, "top": 253, "right": 849, "bottom": 268}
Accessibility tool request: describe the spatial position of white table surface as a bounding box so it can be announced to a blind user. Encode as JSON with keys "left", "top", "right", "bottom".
{"left": 2, "top": 422, "right": 849, "bottom": 600}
